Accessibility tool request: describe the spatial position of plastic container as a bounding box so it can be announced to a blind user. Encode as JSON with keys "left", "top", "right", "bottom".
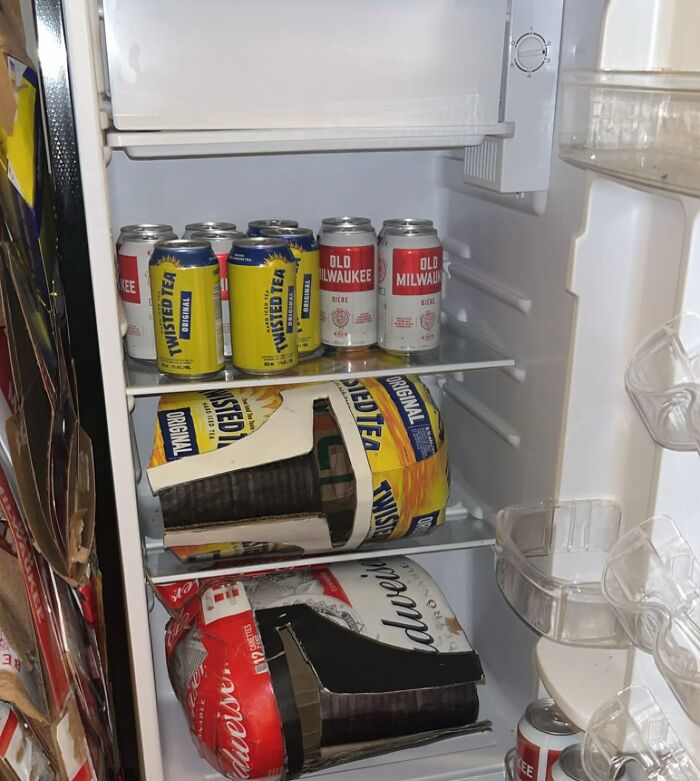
{"left": 495, "top": 500, "right": 628, "bottom": 647}
{"left": 626, "top": 313, "right": 700, "bottom": 451}
{"left": 583, "top": 686, "right": 700, "bottom": 781}
{"left": 603, "top": 515, "right": 700, "bottom": 724}
{"left": 559, "top": 71, "right": 700, "bottom": 196}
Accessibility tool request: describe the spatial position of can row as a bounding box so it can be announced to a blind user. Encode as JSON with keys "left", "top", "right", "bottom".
{"left": 116, "top": 216, "right": 444, "bottom": 377}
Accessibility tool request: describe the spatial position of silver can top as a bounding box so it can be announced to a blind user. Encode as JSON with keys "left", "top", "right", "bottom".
{"left": 260, "top": 227, "right": 314, "bottom": 239}
{"left": 185, "top": 221, "right": 237, "bottom": 233}
{"left": 248, "top": 219, "right": 298, "bottom": 230}
{"left": 121, "top": 228, "right": 177, "bottom": 242}
{"left": 382, "top": 218, "right": 434, "bottom": 229}
{"left": 555, "top": 745, "right": 590, "bottom": 781}
{"left": 120, "top": 222, "right": 174, "bottom": 235}
{"left": 190, "top": 229, "right": 245, "bottom": 241}
{"left": 233, "top": 237, "right": 290, "bottom": 250}
{"left": 384, "top": 223, "right": 438, "bottom": 237}
{"left": 321, "top": 216, "right": 372, "bottom": 228}
{"left": 525, "top": 699, "right": 580, "bottom": 736}
{"left": 153, "top": 238, "right": 211, "bottom": 251}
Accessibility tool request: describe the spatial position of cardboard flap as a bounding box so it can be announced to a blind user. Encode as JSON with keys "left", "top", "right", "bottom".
{"left": 256, "top": 605, "right": 484, "bottom": 694}
{"left": 163, "top": 515, "right": 334, "bottom": 554}
{"left": 150, "top": 384, "right": 373, "bottom": 551}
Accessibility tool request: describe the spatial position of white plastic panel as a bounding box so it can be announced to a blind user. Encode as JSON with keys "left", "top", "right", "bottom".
{"left": 101, "top": 0, "right": 508, "bottom": 132}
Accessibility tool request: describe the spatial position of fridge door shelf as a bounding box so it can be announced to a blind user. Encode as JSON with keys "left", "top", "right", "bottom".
{"left": 583, "top": 686, "right": 700, "bottom": 781}
{"left": 125, "top": 321, "right": 515, "bottom": 396}
{"left": 603, "top": 515, "right": 700, "bottom": 725}
{"left": 559, "top": 70, "right": 700, "bottom": 196}
{"left": 626, "top": 313, "right": 700, "bottom": 452}
{"left": 495, "top": 499, "right": 628, "bottom": 647}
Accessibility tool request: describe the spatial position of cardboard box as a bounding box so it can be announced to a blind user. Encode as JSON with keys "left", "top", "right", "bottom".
{"left": 148, "top": 377, "right": 449, "bottom": 558}
{"left": 159, "top": 556, "right": 489, "bottom": 780}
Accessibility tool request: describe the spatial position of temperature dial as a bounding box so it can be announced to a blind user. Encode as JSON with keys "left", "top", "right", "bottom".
{"left": 514, "top": 32, "right": 548, "bottom": 74}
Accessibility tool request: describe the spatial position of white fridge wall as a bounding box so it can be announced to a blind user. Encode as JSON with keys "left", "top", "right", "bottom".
{"left": 101, "top": 0, "right": 507, "bottom": 131}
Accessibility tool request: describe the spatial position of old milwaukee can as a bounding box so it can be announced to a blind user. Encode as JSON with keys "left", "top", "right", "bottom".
{"left": 319, "top": 221, "right": 377, "bottom": 350}
{"left": 228, "top": 237, "right": 298, "bottom": 374}
{"left": 149, "top": 239, "right": 224, "bottom": 379}
{"left": 516, "top": 699, "right": 583, "bottom": 781}
{"left": 118, "top": 226, "right": 178, "bottom": 361}
{"left": 182, "top": 221, "right": 237, "bottom": 239}
{"left": 117, "top": 222, "right": 174, "bottom": 251}
{"left": 247, "top": 219, "right": 299, "bottom": 238}
{"left": 378, "top": 217, "right": 434, "bottom": 241}
{"left": 190, "top": 228, "right": 245, "bottom": 358}
{"left": 378, "top": 221, "right": 443, "bottom": 355}
{"left": 551, "top": 745, "right": 592, "bottom": 781}
{"left": 261, "top": 227, "right": 321, "bottom": 356}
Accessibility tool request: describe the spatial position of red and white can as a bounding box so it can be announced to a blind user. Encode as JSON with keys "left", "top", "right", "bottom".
{"left": 116, "top": 222, "right": 174, "bottom": 252}
{"left": 319, "top": 221, "right": 377, "bottom": 350}
{"left": 378, "top": 220, "right": 443, "bottom": 355}
{"left": 516, "top": 700, "right": 583, "bottom": 781}
{"left": 182, "top": 220, "right": 237, "bottom": 238}
{"left": 190, "top": 228, "right": 245, "bottom": 357}
{"left": 318, "top": 216, "right": 372, "bottom": 243}
{"left": 378, "top": 217, "right": 434, "bottom": 241}
{"left": 118, "top": 226, "right": 177, "bottom": 361}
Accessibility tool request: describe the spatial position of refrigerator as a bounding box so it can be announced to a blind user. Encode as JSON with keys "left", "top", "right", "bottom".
{"left": 31, "top": 0, "right": 700, "bottom": 779}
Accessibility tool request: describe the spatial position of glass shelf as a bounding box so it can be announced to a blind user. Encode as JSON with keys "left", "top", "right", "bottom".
{"left": 559, "top": 71, "right": 700, "bottom": 196}
{"left": 125, "top": 323, "right": 514, "bottom": 396}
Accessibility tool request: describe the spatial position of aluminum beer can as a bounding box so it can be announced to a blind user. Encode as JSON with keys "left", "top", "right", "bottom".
{"left": 247, "top": 219, "right": 298, "bottom": 238}
{"left": 228, "top": 237, "right": 298, "bottom": 374}
{"left": 118, "top": 227, "right": 178, "bottom": 361}
{"left": 260, "top": 227, "right": 321, "bottom": 356}
{"left": 378, "top": 221, "right": 443, "bottom": 355}
{"left": 149, "top": 239, "right": 224, "bottom": 379}
{"left": 319, "top": 221, "right": 377, "bottom": 350}
{"left": 190, "top": 228, "right": 245, "bottom": 358}
{"left": 182, "top": 221, "right": 237, "bottom": 239}
{"left": 116, "top": 222, "right": 174, "bottom": 251}
{"left": 551, "top": 745, "right": 592, "bottom": 781}
{"left": 378, "top": 217, "right": 434, "bottom": 241}
{"left": 318, "top": 216, "right": 372, "bottom": 244}
{"left": 516, "top": 699, "right": 583, "bottom": 781}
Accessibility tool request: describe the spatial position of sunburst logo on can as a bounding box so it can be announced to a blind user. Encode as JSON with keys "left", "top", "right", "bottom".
{"left": 420, "top": 311, "right": 435, "bottom": 331}
{"left": 332, "top": 309, "right": 350, "bottom": 329}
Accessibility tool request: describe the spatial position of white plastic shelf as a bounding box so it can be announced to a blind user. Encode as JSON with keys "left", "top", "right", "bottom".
{"left": 107, "top": 124, "right": 513, "bottom": 159}
{"left": 126, "top": 325, "right": 514, "bottom": 397}
{"left": 535, "top": 639, "right": 629, "bottom": 730}
{"left": 144, "top": 513, "right": 495, "bottom": 585}
{"left": 559, "top": 71, "right": 700, "bottom": 196}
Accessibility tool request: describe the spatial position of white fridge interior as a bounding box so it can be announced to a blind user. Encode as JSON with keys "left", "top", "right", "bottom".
{"left": 57, "top": 0, "right": 700, "bottom": 778}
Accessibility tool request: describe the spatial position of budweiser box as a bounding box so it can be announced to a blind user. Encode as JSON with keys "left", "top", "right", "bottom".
{"left": 147, "top": 377, "right": 450, "bottom": 561}
{"left": 158, "top": 556, "right": 489, "bottom": 779}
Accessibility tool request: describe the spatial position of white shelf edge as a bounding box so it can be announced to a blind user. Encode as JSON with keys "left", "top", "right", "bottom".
{"left": 106, "top": 123, "right": 514, "bottom": 158}
{"left": 145, "top": 515, "right": 495, "bottom": 584}
{"left": 535, "top": 638, "right": 630, "bottom": 730}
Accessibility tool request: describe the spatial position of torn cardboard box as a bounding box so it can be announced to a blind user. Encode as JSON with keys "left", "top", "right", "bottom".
{"left": 159, "top": 556, "right": 488, "bottom": 780}
{"left": 148, "top": 376, "right": 449, "bottom": 560}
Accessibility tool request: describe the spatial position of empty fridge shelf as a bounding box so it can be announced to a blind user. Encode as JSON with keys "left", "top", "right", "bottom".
{"left": 583, "top": 686, "right": 700, "bottom": 781}
{"left": 495, "top": 499, "right": 628, "bottom": 647}
{"left": 559, "top": 71, "right": 700, "bottom": 196}
{"left": 125, "top": 323, "right": 515, "bottom": 396}
{"left": 626, "top": 313, "right": 700, "bottom": 451}
{"left": 107, "top": 124, "right": 513, "bottom": 158}
{"left": 603, "top": 516, "right": 700, "bottom": 725}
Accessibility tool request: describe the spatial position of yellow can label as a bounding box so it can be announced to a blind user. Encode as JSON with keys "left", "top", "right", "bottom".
{"left": 288, "top": 242, "right": 321, "bottom": 355}
{"left": 228, "top": 246, "right": 298, "bottom": 373}
{"left": 150, "top": 376, "right": 448, "bottom": 546}
{"left": 150, "top": 251, "right": 224, "bottom": 377}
